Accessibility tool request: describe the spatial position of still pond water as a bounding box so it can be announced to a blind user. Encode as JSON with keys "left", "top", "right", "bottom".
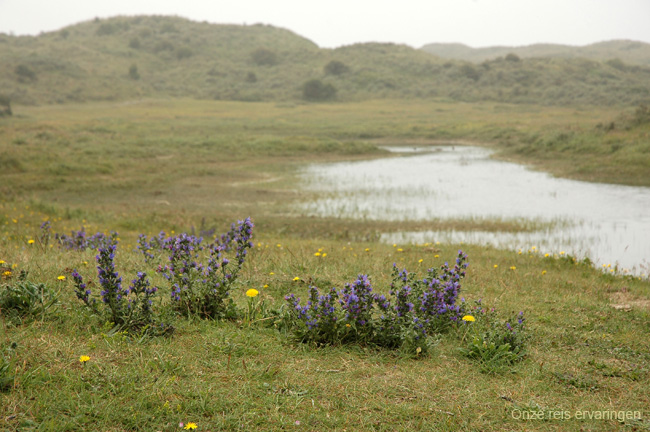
{"left": 298, "top": 146, "right": 650, "bottom": 275}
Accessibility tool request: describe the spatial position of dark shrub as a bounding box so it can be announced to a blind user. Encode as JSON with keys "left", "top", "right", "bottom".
{"left": 129, "top": 64, "right": 140, "bottom": 80}
{"left": 505, "top": 53, "right": 521, "bottom": 62}
{"left": 15, "top": 64, "right": 37, "bottom": 82}
{"left": 0, "top": 95, "right": 11, "bottom": 116}
{"left": 324, "top": 60, "right": 350, "bottom": 76}
{"left": 251, "top": 48, "right": 278, "bottom": 66}
{"left": 302, "top": 79, "right": 337, "bottom": 101}
{"left": 176, "top": 46, "right": 193, "bottom": 60}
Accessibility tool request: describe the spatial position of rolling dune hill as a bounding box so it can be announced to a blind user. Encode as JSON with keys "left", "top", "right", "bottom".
{"left": 1, "top": 15, "right": 650, "bottom": 107}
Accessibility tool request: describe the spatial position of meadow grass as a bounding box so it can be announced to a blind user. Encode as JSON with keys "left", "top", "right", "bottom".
{"left": 1, "top": 99, "right": 649, "bottom": 431}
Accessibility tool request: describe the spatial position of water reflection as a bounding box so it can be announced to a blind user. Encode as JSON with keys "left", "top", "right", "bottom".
{"left": 299, "top": 146, "right": 650, "bottom": 275}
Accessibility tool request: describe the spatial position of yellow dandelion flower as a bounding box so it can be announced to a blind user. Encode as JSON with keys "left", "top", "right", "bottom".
{"left": 544, "top": 253, "right": 549, "bottom": 258}
{"left": 510, "top": 266, "right": 516, "bottom": 270}
{"left": 365, "top": 248, "right": 370, "bottom": 252}
{"left": 397, "top": 248, "right": 404, "bottom": 252}
{"left": 246, "top": 289, "right": 259, "bottom": 298}
{"left": 269, "top": 272, "right": 275, "bottom": 275}
{"left": 493, "top": 264, "right": 498, "bottom": 269}
{"left": 418, "top": 259, "right": 423, "bottom": 263}
{"left": 263, "top": 284, "right": 269, "bottom": 289}
{"left": 314, "top": 252, "right": 321, "bottom": 257}
{"left": 0, "top": 260, "right": 5, "bottom": 264}
{"left": 434, "top": 254, "right": 440, "bottom": 258}
{"left": 322, "top": 253, "right": 327, "bottom": 257}
{"left": 2, "top": 270, "right": 11, "bottom": 277}
{"left": 542, "top": 270, "right": 547, "bottom": 275}
{"left": 293, "top": 277, "right": 300, "bottom": 282}
{"left": 28, "top": 239, "right": 35, "bottom": 244}
{"left": 560, "top": 251, "right": 565, "bottom": 255}
{"left": 184, "top": 423, "right": 198, "bottom": 430}
{"left": 393, "top": 244, "right": 397, "bottom": 247}
{"left": 345, "top": 324, "right": 351, "bottom": 328}
{"left": 57, "top": 275, "right": 66, "bottom": 281}
{"left": 79, "top": 355, "right": 90, "bottom": 363}
{"left": 462, "top": 315, "right": 475, "bottom": 322}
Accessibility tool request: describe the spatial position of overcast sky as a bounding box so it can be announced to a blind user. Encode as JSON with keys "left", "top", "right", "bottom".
{"left": 1, "top": 0, "right": 649, "bottom": 49}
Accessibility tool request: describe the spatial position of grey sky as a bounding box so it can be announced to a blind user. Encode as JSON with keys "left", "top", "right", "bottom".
{"left": 1, "top": 0, "right": 649, "bottom": 49}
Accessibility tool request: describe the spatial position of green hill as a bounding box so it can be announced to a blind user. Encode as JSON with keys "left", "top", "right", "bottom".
{"left": 420, "top": 40, "right": 650, "bottom": 66}
{"left": 0, "top": 15, "right": 324, "bottom": 104}
{"left": 2, "top": 15, "right": 650, "bottom": 107}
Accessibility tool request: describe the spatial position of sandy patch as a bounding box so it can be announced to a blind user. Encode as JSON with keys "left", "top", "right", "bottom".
{"left": 609, "top": 290, "right": 650, "bottom": 311}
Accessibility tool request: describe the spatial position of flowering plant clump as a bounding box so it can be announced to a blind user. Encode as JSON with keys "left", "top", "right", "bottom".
{"left": 282, "top": 250, "right": 470, "bottom": 356}
{"left": 158, "top": 218, "right": 254, "bottom": 319}
{"left": 39, "top": 221, "right": 51, "bottom": 247}
{"left": 393, "top": 250, "right": 469, "bottom": 333}
{"left": 214, "top": 221, "right": 240, "bottom": 252}
{"left": 459, "top": 309, "right": 529, "bottom": 373}
{"left": 55, "top": 227, "right": 118, "bottom": 251}
{"left": 161, "top": 233, "right": 205, "bottom": 301}
{"left": 285, "top": 285, "right": 345, "bottom": 344}
{"left": 136, "top": 231, "right": 168, "bottom": 263}
{"left": 137, "top": 219, "right": 244, "bottom": 264}
{"left": 71, "top": 244, "right": 170, "bottom": 336}
{"left": 71, "top": 269, "right": 94, "bottom": 309}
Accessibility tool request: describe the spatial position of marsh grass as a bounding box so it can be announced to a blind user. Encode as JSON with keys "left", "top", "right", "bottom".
{"left": 0, "top": 99, "right": 649, "bottom": 430}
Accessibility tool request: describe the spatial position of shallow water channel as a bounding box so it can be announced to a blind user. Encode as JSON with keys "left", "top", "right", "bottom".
{"left": 298, "top": 145, "right": 650, "bottom": 275}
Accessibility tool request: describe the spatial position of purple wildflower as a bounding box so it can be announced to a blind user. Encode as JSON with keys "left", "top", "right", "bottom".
{"left": 339, "top": 274, "right": 374, "bottom": 326}
{"left": 96, "top": 244, "right": 126, "bottom": 322}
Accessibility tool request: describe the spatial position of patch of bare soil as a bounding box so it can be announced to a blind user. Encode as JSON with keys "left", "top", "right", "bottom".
{"left": 609, "top": 289, "right": 650, "bottom": 311}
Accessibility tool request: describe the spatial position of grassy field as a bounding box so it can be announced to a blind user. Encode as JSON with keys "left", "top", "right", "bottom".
{"left": 1, "top": 99, "right": 649, "bottom": 431}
